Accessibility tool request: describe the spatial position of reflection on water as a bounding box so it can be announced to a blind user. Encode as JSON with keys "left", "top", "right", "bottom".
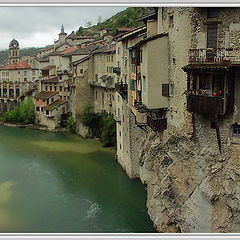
{"left": 0, "top": 125, "right": 155, "bottom": 233}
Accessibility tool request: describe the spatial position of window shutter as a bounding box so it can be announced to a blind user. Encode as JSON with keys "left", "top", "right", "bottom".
{"left": 130, "top": 79, "right": 135, "bottom": 90}
{"left": 162, "top": 84, "right": 169, "bottom": 97}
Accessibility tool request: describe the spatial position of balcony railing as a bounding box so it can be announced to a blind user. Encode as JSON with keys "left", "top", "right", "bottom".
{"left": 189, "top": 48, "right": 240, "bottom": 64}
{"left": 187, "top": 94, "right": 225, "bottom": 116}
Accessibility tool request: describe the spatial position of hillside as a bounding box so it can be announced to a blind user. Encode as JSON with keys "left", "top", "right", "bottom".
{"left": 0, "top": 47, "right": 42, "bottom": 66}
{"left": 76, "top": 7, "right": 155, "bottom": 36}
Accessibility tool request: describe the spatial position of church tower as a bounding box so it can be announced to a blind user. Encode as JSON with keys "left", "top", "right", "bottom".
{"left": 9, "top": 38, "right": 20, "bottom": 64}
{"left": 58, "top": 24, "right": 67, "bottom": 44}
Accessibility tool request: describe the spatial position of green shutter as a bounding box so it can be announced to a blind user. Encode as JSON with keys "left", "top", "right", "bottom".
{"left": 130, "top": 79, "right": 135, "bottom": 90}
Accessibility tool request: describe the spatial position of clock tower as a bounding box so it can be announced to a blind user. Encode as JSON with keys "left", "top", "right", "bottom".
{"left": 9, "top": 38, "right": 20, "bottom": 64}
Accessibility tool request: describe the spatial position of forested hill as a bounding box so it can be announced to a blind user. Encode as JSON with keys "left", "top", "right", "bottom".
{"left": 76, "top": 7, "right": 155, "bottom": 36}
{"left": 0, "top": 47, "right": 42, "bottom": 66}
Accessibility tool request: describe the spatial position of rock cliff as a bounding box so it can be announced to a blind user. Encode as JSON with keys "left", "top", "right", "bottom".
{"left": 139, "top": 115, "right": 240, "bottom": 232}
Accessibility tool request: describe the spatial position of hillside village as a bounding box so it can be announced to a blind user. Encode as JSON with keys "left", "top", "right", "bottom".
{"left": 1, "top": 7, "right": 240, "bottom": 233}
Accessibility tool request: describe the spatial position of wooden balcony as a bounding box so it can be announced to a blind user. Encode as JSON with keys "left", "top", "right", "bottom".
{"left": 189, "top": 48, "right": 240, "bottom": 64}
{"left": 187, "top": 94, "right": 225, "bottom": 116}
{"left": 147, "top": 114, "right": 167, "bottom": 131}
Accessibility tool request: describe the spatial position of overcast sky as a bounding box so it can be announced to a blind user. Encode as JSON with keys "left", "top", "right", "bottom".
{"left": 0, "top": 7, "right": 127, "bottom": 50}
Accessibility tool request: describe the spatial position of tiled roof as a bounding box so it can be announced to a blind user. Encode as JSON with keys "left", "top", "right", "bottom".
{"left": 41, "top": 76, "right": 58, "bottom": 83}
{"left": 92, "top": 44, "right": 116, "bottom": 54}
{"left": 0, "top": 61, "right": 31, "bottom": 70}
{"left": 63, "top": 45, "right": 98, "bottom": 56}
{"left": 34, "top": 91, "right": 57, "bottom": 100}
{"left": 60, "top": 47, "right": 79, "bottom": 55}
{"left": 44, "top": 99, "right": 66, "bottom": 111}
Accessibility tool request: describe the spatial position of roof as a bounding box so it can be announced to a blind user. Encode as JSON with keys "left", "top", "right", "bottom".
{"left": 137, "top": 12, "right": 157, "bottom": 23}
{"left": 117, "top": 27, "right": 135, "bottom": 33}
{"left": 71, "top": 55, "right": 90, "bottom": 65}
{"left": 129, "top": 32, "right": 168, "bottom": 50}
{"left": 182, "top": 64, "right": 232, "bottom": 72}
{"left": 114, "top": 25, "right": 146, "bottom": 41}
{"left": 34, "top": 91, "right": 57, "bottom": 100}
{"left": 100, "top": 75, "right": 110, "bottom": 81}
{"left": 41, "top": 76, "right": 58, "bottom": 83}
{"left": 9, "top": 38, "right": 19, "bottom": 48}
{"left": 60, "top": 46, "right": 79, "bottom": 55}
{"left": 92, "top": 44, "right": 116, "bottom": 54}
{"left": 41, "top": 65, "right": 56, "bottom": 70}
{"left": 44, "top": 99, "right": 66, "bottom": 111}
{"left": 0, "top": 61, "right": 31, "bottom": 70}
{"left": 63, "top": 45, "right": 98, "bottom": 56}
{"left": 66, "top": 31, "right": 77, "bottom": 39}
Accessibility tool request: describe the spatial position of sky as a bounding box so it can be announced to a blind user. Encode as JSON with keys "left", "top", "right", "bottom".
{"left": 0, "top": 6, "right": 127, "bottom": 50}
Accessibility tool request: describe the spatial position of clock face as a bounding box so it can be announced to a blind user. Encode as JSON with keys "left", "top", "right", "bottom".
{"left": 13, "top": 44, "right": 17, "bottom": 48}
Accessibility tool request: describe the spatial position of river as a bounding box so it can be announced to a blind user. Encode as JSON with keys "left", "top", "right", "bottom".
{"left": 0, "top": 125, "right": 155, "bottom": 233}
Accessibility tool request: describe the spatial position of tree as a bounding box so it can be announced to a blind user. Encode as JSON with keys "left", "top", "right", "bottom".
{"left": 97, "top": 16, "right": 102, "bottom": 24}
{"left": 86, "top": 21, "right": 92, "bottom": 28}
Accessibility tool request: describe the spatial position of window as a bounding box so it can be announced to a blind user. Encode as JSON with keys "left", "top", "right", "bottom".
{"left": 107, "top": 67, "right": 108, "bottom": 72}
{"left": 46, "top": 110, "right": 49, "bottom": 115}
{"left": 118, "top": 47, "right": 120, "bottom": 54}
{"left": 119, "top": 131, "right": 121, "bottom": 137}
{"left": 36, "top": 107, "right": 40, "bottom": 111}
{"left": 143, "top": 76, "right": 146, "bottom": 95}
{"left": 24, "top": 71, "right": 27, "bottom": 76}
{"left": 96, "top": 90, "right": 98, "bottom": 100}
{"left": 95, "top": 74, "right": 98, "bottom": 82}
{"left": 140, "top": 50, "right": 143, "bottom": 63}
{"left": 80, "top": 69, "right": 83, "bottom": 74}
{"left": 207, "top": 24, "right": 218, "bottom": 48}
{"left": 51, "top": 98, "right": 54, "bottom": 103}
{"left": 59, "top": 86, "right": 62, "bottom": 92}
{"left": 43, "top": 100, "right": 45, "bottom": 103}
{"left": 50, "top": 86, "right": 52, "bottom": 91}
{"left": 41, "top": 107, "right": 44, "bottom": 112}
{"left": 207, "top": 8, "right": 219, "bottom": 18}
{"left": 118, "top": 95, "right": 120, "bottom": 103}
{"left": 111, "top": 55, "right": 113, "bottom": 62}
{"left": 55, "top": 87, "right": 57, "bottom": 91}
{"left": 64, "top": 96, "right": 66, "bottom": 100}
{"left": 169, "top": 15, "right": 174, "bottom": 28}
{"left": 102, "top": 92, "right": 104, "bottom": 107}
{"left": 232, "top": 124, "right": 240, "bottom": 138}
{"left": 32, "top": 70, "right": 35, "bottom": 75}
{"left": 45, "top": 86, "right": 48, "bottom": 91}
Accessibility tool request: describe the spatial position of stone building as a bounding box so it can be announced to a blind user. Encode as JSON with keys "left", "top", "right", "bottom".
{"left": 88, "top": 44, "right": 116, "bottom": 114}
{"left": 115, "top": 7, "right": 240, "bottom": 233}
{"left": 114, "top": 26, "right": 147, "bottom": 178}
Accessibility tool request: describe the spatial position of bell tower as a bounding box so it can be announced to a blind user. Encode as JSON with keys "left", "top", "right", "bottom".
{"left": 9, "top": 38, "right": 20, "bottom": 64}
{"left": 58, "top": 24, "right": 67, "bottom": 44}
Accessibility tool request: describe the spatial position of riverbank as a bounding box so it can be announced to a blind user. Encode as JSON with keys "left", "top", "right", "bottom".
{"left": 0, "top": 121, "right": 68, "bottom": 133}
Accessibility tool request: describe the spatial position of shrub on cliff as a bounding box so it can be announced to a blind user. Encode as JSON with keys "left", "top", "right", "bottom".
{"left": 2, "top": 97, "right": 35, "bottom": 124}
{"left": 100, "top": 113, "right": 116, "bottom": 147}
{"left": 66, "top": 116, "right": 77, "bottom": 133}
{"left": 78, "top": 104, "right": 102, "bottom": 138}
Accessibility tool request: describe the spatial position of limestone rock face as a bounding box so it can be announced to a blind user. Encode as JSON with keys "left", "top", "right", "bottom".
{"left": 139, "top": 118, "right": 240, "bottom": 233}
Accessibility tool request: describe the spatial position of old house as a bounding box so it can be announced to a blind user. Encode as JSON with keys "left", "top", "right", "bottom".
{"left": 88, "top": 44, "right": 116, "bottom": 114}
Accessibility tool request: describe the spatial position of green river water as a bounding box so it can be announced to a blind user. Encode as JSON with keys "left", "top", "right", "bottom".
{"left": 0, "top": 125, "right": 155, "bottom": 233}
